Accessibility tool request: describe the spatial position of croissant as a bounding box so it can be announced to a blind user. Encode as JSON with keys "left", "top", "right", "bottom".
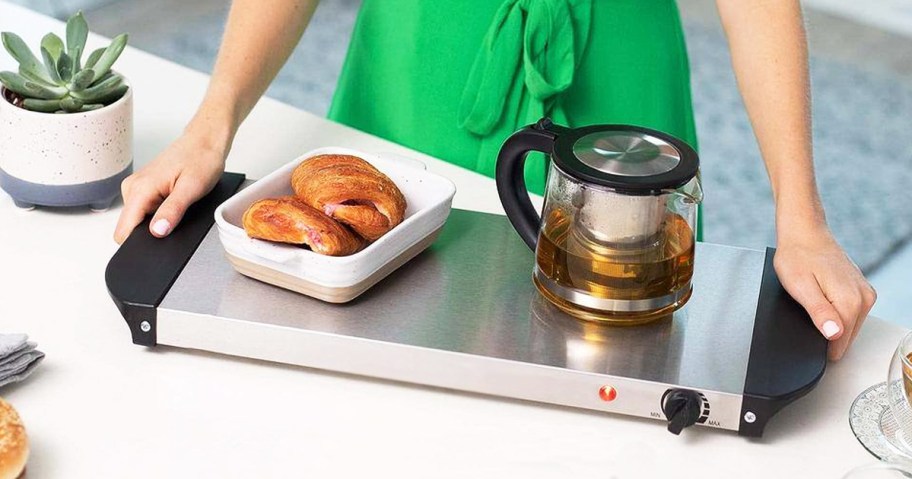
{"left": 291, "top": 154, "right": 407, "bottom": 241}
{"left": 242, "top": 196, "right": 363, "bottom": 256}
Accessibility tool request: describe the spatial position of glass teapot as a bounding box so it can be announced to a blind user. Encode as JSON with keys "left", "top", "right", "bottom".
{"left": 496, "top": 119, "right": 702, "bottom": 325}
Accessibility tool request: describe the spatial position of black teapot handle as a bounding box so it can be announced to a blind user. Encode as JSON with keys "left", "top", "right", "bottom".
{"left": 496, "top": 119, "right": 560, "bottom": 251}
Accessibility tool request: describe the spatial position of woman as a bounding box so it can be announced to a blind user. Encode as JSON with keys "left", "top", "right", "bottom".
{"left": 114, "top": 0, "right": 875, "bottom": 360}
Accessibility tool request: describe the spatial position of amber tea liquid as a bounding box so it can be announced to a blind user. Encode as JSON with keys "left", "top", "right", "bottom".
{"left": 535, "top": 209, "right": 695, "bottom": 324}
{"left": 904, "top": 352, "right": 912, "bottom": 402}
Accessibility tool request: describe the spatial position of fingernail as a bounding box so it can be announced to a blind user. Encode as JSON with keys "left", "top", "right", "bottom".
{"left": 151, "top": 219, "right": 171, "bottom": 237}
{"left": 822, "top": 320, "right": 841, "bottom": 339}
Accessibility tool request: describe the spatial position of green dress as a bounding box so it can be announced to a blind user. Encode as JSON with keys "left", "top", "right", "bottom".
{"left": 328, "top": 0, "right": 697, "bottom": 197}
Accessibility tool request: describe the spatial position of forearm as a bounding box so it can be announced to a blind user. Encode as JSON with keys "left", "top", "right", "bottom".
{"left": 189, "top": 0, "right": 320, "bottom": 151}
{"left": 717, "top": 0, "right": 825, "bottom": 240}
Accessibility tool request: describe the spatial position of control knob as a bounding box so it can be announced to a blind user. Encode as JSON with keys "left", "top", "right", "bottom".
{"left": 662, "top": 388, "right": 703, "bottom": 435}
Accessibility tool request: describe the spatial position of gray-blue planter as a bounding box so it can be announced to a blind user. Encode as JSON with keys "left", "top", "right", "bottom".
{"left": 0, "top": 86, "right": 133, "bottom": 210}
{"left": 0, "top": 164, "right": 132, "bottom": 210}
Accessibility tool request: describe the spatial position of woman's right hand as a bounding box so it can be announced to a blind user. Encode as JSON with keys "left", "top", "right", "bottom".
{"left": 113, "top": 131, "right": 229, "bottom": 244}
{"left": 110, "top": 0, "right": 321, "bottom": 244}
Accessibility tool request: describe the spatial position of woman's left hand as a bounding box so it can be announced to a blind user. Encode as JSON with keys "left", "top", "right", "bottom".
{"left": 773, "top": 225, "right": 877, "bottom": 361}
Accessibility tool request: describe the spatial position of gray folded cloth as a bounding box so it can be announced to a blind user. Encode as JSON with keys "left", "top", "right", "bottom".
{"left": 0, "top": 334, "right": 44, "bottom": 389}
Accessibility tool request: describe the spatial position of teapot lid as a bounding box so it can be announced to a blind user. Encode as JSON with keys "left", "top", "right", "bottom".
{"left": 546, "top": 120, "right": 698, "bottom": 193}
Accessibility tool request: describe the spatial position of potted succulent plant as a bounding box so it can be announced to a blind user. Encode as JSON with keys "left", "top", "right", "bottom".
{"left": 0, "top": 12, "right": 130, "bottom": 211}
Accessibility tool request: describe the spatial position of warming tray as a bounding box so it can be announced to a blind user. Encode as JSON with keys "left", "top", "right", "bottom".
{"left": 105, "top": 173, "right": 827, "bottom": 437}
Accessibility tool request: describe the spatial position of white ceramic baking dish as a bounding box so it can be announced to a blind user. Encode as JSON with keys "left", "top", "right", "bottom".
{"left": 214, "top": 147, "right": 456, "bottom": 303}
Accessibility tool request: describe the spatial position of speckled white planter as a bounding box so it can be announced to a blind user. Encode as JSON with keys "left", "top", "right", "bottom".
{"left": 0, "top": 86, "right": 133, "bottom": 210}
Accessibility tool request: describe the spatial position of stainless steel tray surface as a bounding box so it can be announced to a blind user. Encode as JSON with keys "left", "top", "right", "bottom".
{"left": 161, "top": 209, "right": 765, "bottom": 396}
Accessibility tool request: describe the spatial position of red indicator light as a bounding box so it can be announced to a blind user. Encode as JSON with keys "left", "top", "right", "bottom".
{"left": 599, "top": 385, "right": 617, "bottom": 402}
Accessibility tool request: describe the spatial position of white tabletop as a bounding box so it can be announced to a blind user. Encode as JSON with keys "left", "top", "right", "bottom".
{"left": 0, "top": 3, "right": 904, "bottom": 477}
